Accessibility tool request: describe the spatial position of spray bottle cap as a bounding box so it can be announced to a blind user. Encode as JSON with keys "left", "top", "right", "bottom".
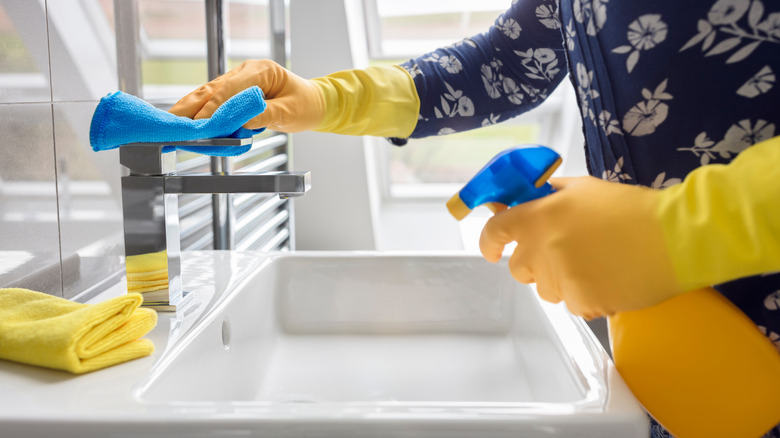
{"left": 447, "top": 145, "right": 561, "bottom": 220}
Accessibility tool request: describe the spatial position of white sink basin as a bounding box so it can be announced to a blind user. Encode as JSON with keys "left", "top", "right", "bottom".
{"left": 0, "top": 251, "right": 648, "bottom": 437}
{"left": 139, "top": 252, "right": 648, "bottom": 436}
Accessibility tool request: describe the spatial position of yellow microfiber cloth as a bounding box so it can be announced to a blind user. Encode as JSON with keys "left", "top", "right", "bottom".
{"left": 0, "top": 288, "right": 157, "bottom": 374}
{"left": 126, "top": 250, "right": 169, "bottom": 294}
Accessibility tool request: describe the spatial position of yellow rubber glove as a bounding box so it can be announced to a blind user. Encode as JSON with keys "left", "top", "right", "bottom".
{"left": 658, "top": 134, "right": 780, "bottom": 290}
{"left": 480, "top": 134, "right": 780, "bottom": 319}
{"left": 169, "top": 59, "right": 419, "bottom": 137}
{"left": 479, "top": 176, "right": 680, "bottom": 319}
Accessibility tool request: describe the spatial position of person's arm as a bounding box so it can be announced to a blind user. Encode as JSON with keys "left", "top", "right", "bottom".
{"left": 479, "top": 135, "right": 780, "bottom": 318}
{"left": 658, "top": 135, "right": 780, "bottom": 291}
{"left": 400, "top": 0, "right": 568, "bottom": 139}
{"left": 169, "top": 0, "right": 566, "bottom": 139}
{"left": 168, "top": 60, "right": 419, "bottom": 137}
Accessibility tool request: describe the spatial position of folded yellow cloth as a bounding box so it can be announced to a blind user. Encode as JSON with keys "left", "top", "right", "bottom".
{"left": 0, "top": 288, "right": 157, "bottom": 374}
{"left": 126, "top": 250, "right": 169, "bottom": 294}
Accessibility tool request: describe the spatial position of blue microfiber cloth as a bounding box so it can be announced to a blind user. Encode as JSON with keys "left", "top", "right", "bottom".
{"left": 89, "top": 86, "right": 267, "bottom": 157}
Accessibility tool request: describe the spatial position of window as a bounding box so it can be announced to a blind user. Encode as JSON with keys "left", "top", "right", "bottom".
{"left": 138, "top": 0, "right": 274, "bottom": 102}
{"left": 363, "top": 0, "right": 585, "bottom": 200}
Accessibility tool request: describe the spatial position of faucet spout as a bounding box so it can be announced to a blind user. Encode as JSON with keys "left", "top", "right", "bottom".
{"left": 164, "top": 171, "right": 310, "bottom": 198}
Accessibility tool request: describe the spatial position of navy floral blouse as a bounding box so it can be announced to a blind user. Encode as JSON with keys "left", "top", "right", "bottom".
{"left": 399, "top": 1, "right": 780, "bottom": 436}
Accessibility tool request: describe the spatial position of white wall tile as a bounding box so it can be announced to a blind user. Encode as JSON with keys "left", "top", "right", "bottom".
{"left": 0, "top": 1, "right": 51, "bottom": 103}
{"left": 47, "top": 0, "right": 117, "bottom": 102}
{"left": 0, "top": 103, "right": 62, "bottom": 296}
{"left": 52, "top": 101, "right": 125, "bottom": 299}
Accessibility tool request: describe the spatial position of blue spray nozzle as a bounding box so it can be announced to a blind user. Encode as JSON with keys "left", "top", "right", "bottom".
{"left": 447, "top": 145, "right": 562, "bottom": 220}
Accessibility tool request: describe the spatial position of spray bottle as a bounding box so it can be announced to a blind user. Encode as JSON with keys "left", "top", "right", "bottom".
{"left": 447, "top": 145, "right": 780, "bottom": 438}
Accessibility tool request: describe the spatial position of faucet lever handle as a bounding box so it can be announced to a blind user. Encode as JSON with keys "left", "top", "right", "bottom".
{"left": 118, "top": 137, "right": 256, "bottom": 176}
{"left": 120, "top": 145, "right": 174, "bottom": 176}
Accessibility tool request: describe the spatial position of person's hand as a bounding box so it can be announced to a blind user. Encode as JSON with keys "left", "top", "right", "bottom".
{"left": 169, "top": 60, "right": 419, "bottom": 137}
{"left": 169, "top": 59, "right": 325, "bottom": 133}
{"left": 479, "top": 176, "right": 684, "bottom": 319}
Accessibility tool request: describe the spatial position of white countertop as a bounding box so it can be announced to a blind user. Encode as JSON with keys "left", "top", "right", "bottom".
{"left": 0, "top": 251, "right": 648, "bottom": 438}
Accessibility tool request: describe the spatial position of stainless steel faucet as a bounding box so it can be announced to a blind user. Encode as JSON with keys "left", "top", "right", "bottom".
{"left": 113, "top": 0, "right": 297, "bottom": 310}
{"left": 120, "top": 138, "right": 310, "bottom": 311}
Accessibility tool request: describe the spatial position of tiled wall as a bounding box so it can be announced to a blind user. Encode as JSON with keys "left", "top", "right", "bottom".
{"left": 0, "top": 0, "right": 124, "bottom": 299}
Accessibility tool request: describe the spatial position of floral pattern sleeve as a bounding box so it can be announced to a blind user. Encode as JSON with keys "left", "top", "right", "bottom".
{"left": 399, "top": 0, "right": 567, "bottom": 139}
